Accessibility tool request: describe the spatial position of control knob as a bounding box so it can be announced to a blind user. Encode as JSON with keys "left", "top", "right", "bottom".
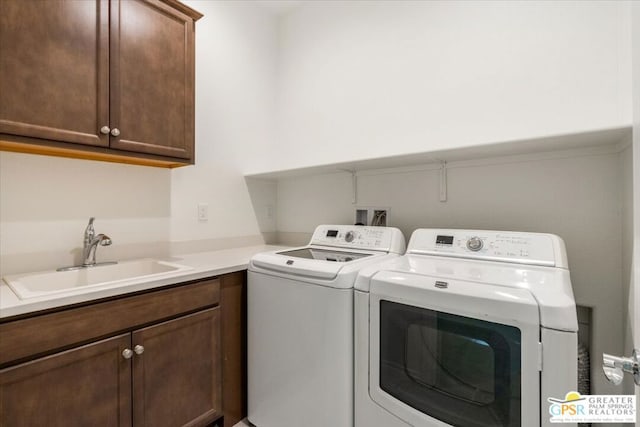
{"left": 466, "top": 237, "right": 483, "bottom": 251}
{"left": 345, "top": 231, "right": 355, "bottom": 243}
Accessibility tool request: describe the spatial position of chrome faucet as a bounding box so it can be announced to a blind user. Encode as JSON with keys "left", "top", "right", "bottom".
{"left": 57, "top": 217, "right": 117, "bottom": 271}
{"left": 82, "top": 217, "right": 113, "bottom": 266}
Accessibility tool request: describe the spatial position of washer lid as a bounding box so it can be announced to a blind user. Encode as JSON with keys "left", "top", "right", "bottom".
{"left": 277, "top": 248, "right": 372, "bottom": 263}
{"left": 250, "top": 246, "right": 395, "bottom": 288}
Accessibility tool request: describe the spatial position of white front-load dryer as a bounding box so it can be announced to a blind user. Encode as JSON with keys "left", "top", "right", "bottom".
{"left": 248, "top": 225, "right": 406, "bottom": 427}
{"left": 354, "top": 229, "right": 578, "bottom": 427}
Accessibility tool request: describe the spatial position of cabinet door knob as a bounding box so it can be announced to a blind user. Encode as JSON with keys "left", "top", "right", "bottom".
{"left": 134, "top": 345, "right": 145, "bottom": 355}
{"left": 100, "top": 126, "right": 111, "bottom": 135}
{"left": 122, "top": 348, "right": 133, "bottom": 359}
{"left": 110, "top": 128, "right": 121, "bottom": 137}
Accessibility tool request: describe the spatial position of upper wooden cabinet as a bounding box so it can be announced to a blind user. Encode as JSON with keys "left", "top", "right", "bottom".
{"left": 0, "top": 0, "right": 110, "bottom": 148}
{"left": 110, "top": 0, "right": 197, "bottom": 160}
{"left": 0, "top": 0, "right": 202, "bottom": 168}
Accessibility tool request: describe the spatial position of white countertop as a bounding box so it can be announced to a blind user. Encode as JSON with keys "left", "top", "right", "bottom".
{"left": 0, "top": 244, "right": 285, "bottom": 319}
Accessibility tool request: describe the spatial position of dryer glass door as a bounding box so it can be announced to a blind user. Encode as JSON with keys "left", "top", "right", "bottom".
{"left": 380, "top": 300, "right": 521, "bottom": 426}
{"left": 369, "top": 272, "right": 540, "bottom": 427}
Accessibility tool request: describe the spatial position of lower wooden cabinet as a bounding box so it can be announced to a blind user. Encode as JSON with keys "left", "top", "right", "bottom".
{"left": 220, "top": 271, "right": 247, "bottom": 427}
{"left": 133, "top": 309, "right": 221, "bottom": 427}
{"left": 0, "top": 281, "right": 223, "bottom": 427}
{"left": 0, "top": 334, "right": 132, "bottom": 427}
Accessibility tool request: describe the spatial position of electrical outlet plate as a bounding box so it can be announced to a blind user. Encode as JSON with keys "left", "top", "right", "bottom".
{"left": 197, "top": 203, "right": 208, "bottom": 222}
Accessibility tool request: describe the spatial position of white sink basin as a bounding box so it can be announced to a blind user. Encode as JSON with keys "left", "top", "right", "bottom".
{"left": 3, "top": 259, "right": 193, "bottom": 300}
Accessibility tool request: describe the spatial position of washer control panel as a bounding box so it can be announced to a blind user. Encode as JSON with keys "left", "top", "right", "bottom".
{"left": 309, "top": 225, "right": 405, "bottom": 254}
{"left": 407, "top": 229, "right": 564, "bottom": 267}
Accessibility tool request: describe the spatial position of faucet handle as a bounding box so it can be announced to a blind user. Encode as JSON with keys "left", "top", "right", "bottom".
{"left": 84, "top": 217, "right": 96, "bottom": 240}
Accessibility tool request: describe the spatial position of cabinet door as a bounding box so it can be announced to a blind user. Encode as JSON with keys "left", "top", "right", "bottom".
{"left": 132, "top": 308, "right": 221, "bottom": 427}
{"left": 0, "top": 0, "right": 109, "bottom": 147}
{"left": 110, "top": 0, "right": 195, "bottom": 160}
{"left": 0, "top": 334, "right": 132, "bottom": 427}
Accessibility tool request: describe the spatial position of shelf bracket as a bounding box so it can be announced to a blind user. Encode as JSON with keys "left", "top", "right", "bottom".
{"left": 352, "top": 171, "right": 358, "bottom": 205}
{"left": 439, "top": 161, "right": 447, "bottom": 202}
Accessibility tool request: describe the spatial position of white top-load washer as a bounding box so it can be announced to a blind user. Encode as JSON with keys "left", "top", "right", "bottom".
{"left": 354, "top": 229, "right": 578, "bottom": 427}
{"left": 248, "top": 225, "right": 406, "bottom": 427}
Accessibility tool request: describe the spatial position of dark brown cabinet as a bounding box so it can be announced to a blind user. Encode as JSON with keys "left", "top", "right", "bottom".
{"left": 0, "top": 0, "right": 110, "bottom": 149}
{"left": 0, "top": 279, "right": 222, "bottom": 427}
{"left": 220, "top": 271, "right": 248, "bottom": 427}
{"left": 133, "top": 309, "right": 221, "bottom": 427}
{"left": 0, "top": 334, "right": 132, "bottom": 427}
{"left": 110, "top": 0, "right": 197, "bottom": 160}
{"left": 0, "top": 0, "right": 201, "bottom": 167}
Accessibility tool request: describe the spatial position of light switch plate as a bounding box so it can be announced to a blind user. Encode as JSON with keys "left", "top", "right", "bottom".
{"left": 197, "top": 203, "right": 209, "bottom": 222}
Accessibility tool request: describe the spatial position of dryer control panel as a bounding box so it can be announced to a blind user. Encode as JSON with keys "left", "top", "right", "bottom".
{"left": 309, "top": 225, "right": 406, "bottom": 254}
{"left": 407, "top": 229, "right": 568, "bottom": 268}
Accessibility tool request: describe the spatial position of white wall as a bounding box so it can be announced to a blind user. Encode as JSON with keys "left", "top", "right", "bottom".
{"left": 0, "top": 152, "right": 172, "bottom": 276}
{"left": 171, "top": 1, "right": 279, "bottom": 250}
{"left": 276, "top": 147, "right": 626, "bottom": 395}
{"left": 256, "top": 0, "right": 632, "bottom": 174}
{"left": 0, "top": 1, "right": 279, "bottom": 275}
{"left": 245, "top": 178, "right": 278, "bottom": 243}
